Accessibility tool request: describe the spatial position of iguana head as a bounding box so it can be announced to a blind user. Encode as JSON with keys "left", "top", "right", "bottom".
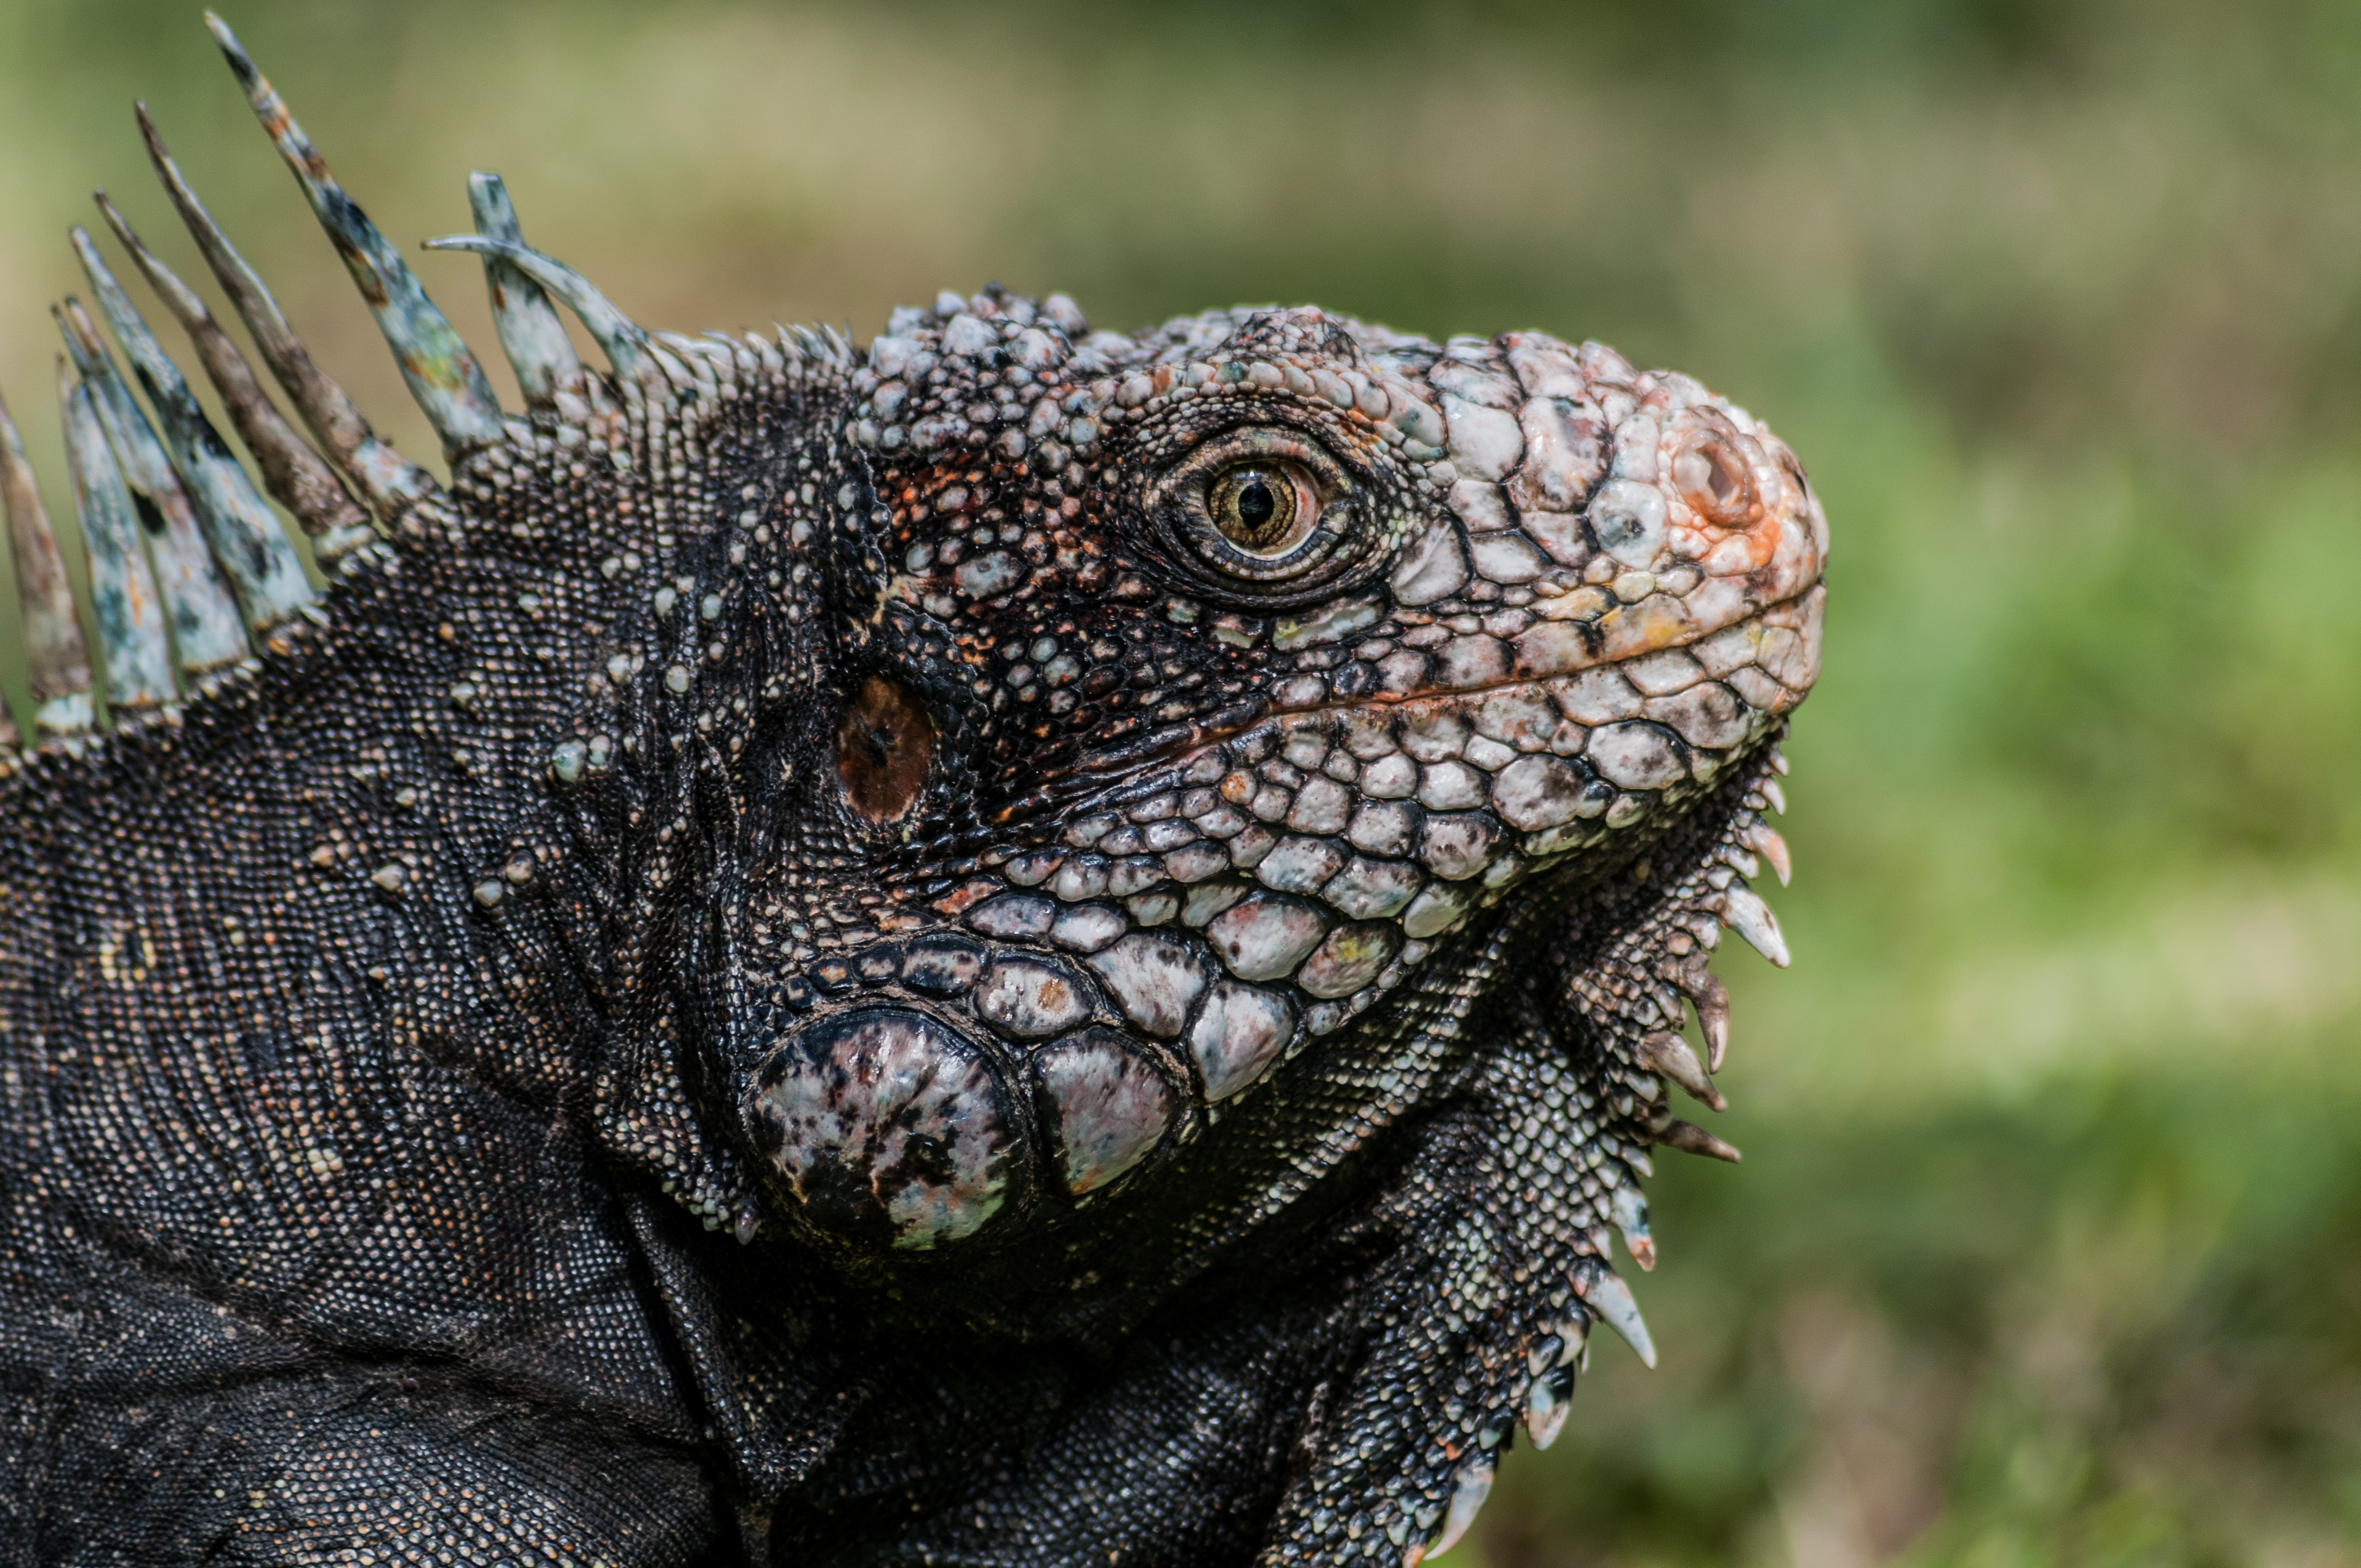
{"left": 2, "top": 20, "right": 1824, "bottom": 1300}
{"left": 711, "top": 301, "right": 1826, "bottom": 1257}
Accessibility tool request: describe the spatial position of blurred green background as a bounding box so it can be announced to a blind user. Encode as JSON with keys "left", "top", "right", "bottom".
{"left": 3, "top": 0, "right": 2358, "bottom": 1561}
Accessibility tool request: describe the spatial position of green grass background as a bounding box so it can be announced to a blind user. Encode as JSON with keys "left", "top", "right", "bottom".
{"left": 3, "top": 1, "right": 2358, "bottom": 1561}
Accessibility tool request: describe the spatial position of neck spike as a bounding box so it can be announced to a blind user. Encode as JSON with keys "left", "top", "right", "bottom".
{"left": 205, "top": 11, "right": 507, "bottom": 459}
{"left": 135, "top": 101, "right": 435, "bottom": 518}
{"left": 95, "top": 191, "right": 374, "bottom": 557}
{"left": 54, "top": 295, "right": 248, "bottom": 674}
{"left": 59, "top": 364, "right": 175, "bottom": 715}
{"left": 0, "top": 384, "right": 93, "bottom": 744}
{"left": 70, "top": 225, "right": 313, "bottom": 634}
{"left": 465, "top": 173, "right": 586, "bottom": 411}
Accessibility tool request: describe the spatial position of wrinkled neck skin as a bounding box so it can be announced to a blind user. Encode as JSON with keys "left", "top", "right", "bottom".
{"left": 0, "top": 363, "right": 851, "bottom": 1248}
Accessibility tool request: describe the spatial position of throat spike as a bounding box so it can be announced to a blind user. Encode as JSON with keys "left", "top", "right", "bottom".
{"left": 1425, "top": 1455, "right": 1497, "bottom": 1559}
{"left": 69, "top": 225, "right": 312, "bottom": 633}
{"left": 0, "top": 384, "right": 93, "bottom": 741}
{"left": 53, "top": 296, "right": 247, "bottom": 675}
{"left": 58, "top": 364, "right": 175, "bottom": 715}
{"left": 1711, "top": 883, "right": 1789, "bottom": 968}
{"left": 94, "top": 192, "right": 373, "bottom": 557}
{"left": 203, "top": 13, "right": 507, "bottom": 458}
{"left": 1522, "top": 1360, "right": 1574, "bottom": 1451}
{"left": 1657, "top": 1118, "right": 1743, "bottom": 1164}
{"left": 1671, "top": 963, "right": 1732, "bottom": 1072}
{"left": 1635, "top": 1029, "right": 1722, "bottom": 1112}
{"left": 135, "top": 101, "right": 434, "bottom": 516}
{"left": 464, "top": 173, "right": 584, "bottom": 410}
{"left": 1744, "top": 817, "right": 1793, "bottom": 885}
{"left": 1571, "top": 1261, "right": 1656, "bottom": 1369}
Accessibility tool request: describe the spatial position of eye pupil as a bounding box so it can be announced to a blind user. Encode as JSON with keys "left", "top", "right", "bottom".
{"left": 1237, "top": 480, "right": 1275, "bottom": 528}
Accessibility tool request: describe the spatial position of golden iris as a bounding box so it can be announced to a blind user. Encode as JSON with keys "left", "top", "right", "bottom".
{"left": 1207, "top": 462, "right": 1316, "bottom": 555}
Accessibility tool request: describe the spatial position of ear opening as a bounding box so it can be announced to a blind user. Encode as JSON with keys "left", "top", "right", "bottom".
{"left": 835, "top": 676, "right": 936, "bottom": 824}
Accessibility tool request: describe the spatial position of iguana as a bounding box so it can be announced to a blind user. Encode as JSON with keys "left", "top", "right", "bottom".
{"left": 0, "top": 16, "right": 1826, "bottom": 1565}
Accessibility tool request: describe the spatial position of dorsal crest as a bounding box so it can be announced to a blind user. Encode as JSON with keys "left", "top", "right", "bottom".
{"left": 0, "top": 14, "right": 857, "bottom": 779}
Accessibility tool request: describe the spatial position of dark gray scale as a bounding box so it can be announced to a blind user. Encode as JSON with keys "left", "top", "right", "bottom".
{"left": 900, "top": 933, "right": 986, "bottom": 994}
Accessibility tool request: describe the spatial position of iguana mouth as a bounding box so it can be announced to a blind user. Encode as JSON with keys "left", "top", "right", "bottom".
{"left": 1027, "top": 581, "right": 1824, "bottom": 821}
{"left": 1254, "top": 578, "right": 1823, "bottom": 770}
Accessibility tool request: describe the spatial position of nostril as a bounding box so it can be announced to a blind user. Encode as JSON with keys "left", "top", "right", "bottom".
{"left": 1671, "top": 424, "right": 1759, "bottom": 530}
{"left": 1707, "top": 453, "right": 1740, "bottom": 504}
{"left": 746, "top": 1008, "right": 1020, "bottom": 1251}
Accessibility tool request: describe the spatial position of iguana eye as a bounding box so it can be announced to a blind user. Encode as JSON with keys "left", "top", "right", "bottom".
{"left": 1151, "top": 430, "right": 1364, "bottom": 600}
{"left": 1207, "top": 461, "right": 1318, "bottom": 556}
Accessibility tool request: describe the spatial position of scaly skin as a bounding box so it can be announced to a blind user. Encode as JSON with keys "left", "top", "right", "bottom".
{"left": 0, "top": 26, "right": 1825, "bottom": 1568}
